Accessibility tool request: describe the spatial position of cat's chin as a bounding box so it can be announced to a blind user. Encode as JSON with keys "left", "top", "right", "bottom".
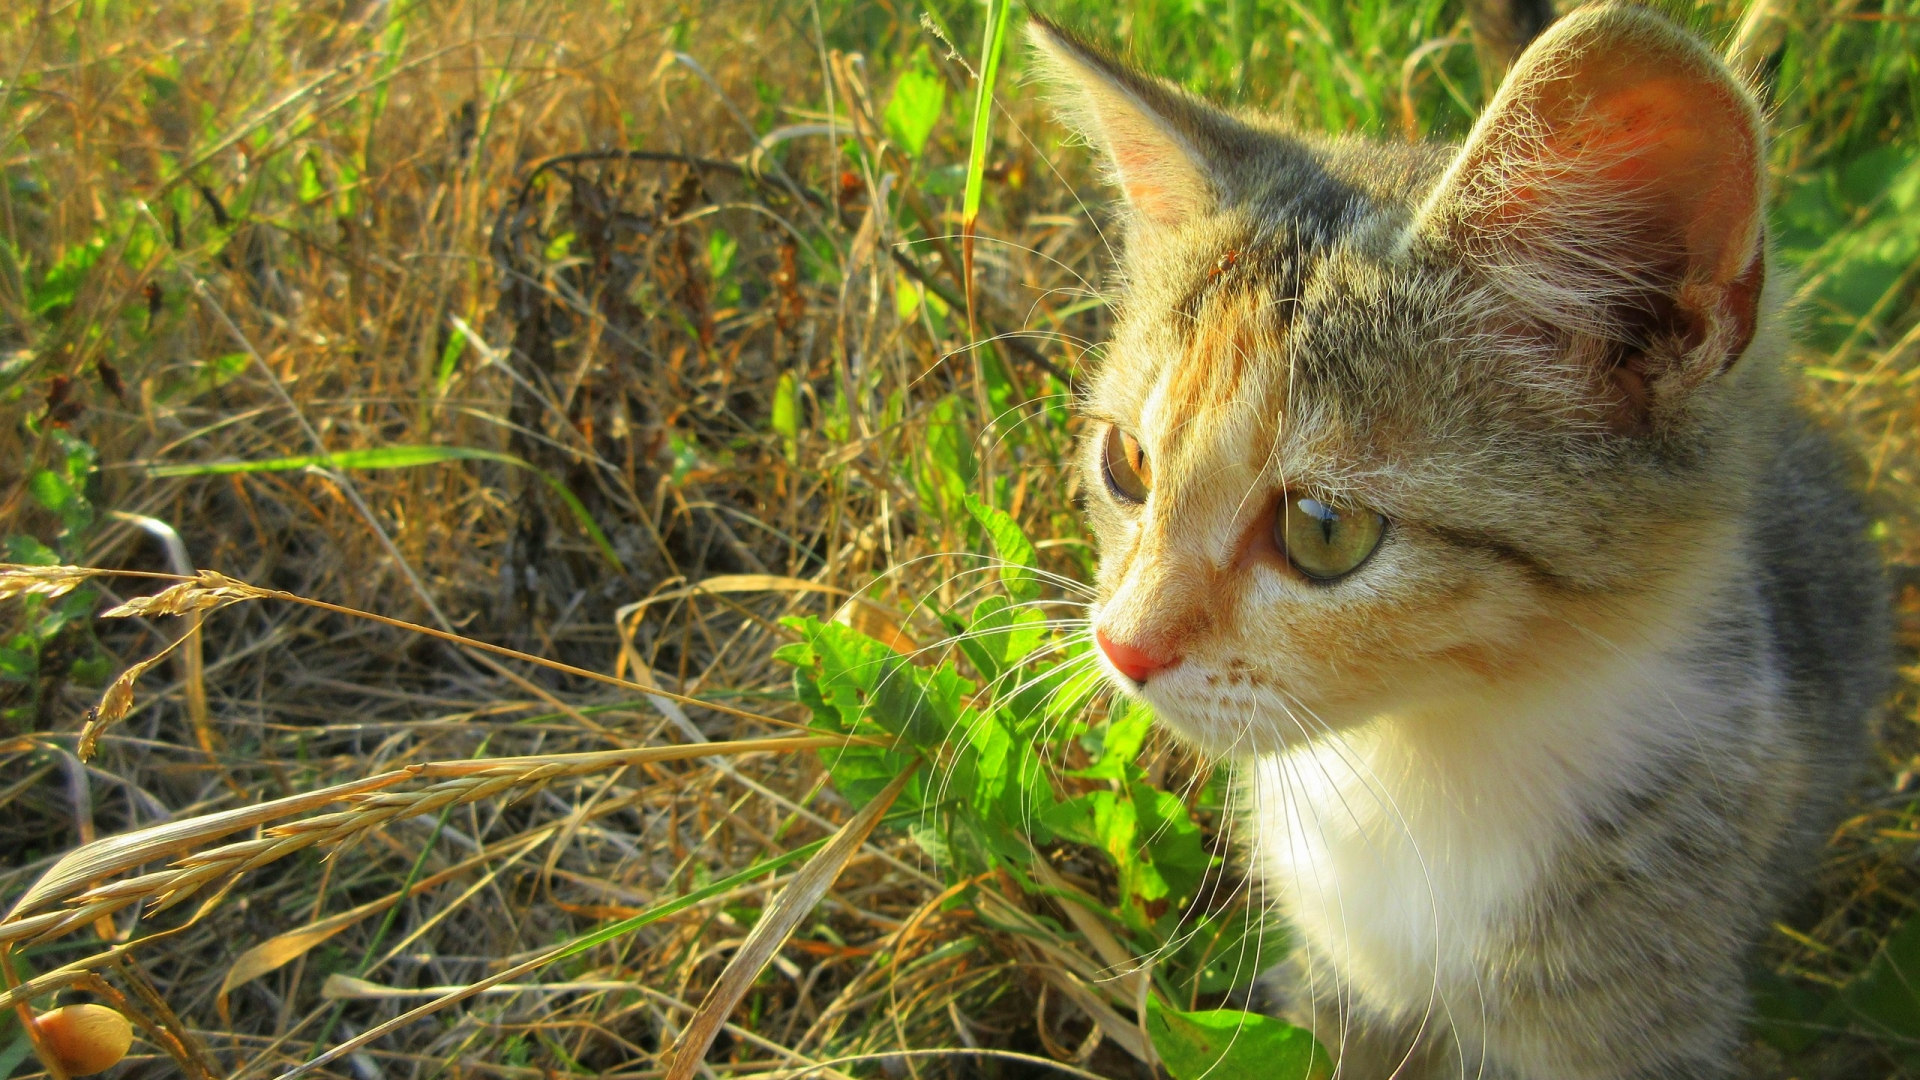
{"left": 1115, "top": 675, "right": 1331, "bottom": 760}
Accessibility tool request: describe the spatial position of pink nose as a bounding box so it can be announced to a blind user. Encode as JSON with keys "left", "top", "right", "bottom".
{"left": 1096, "top": 630, "right": 1178, "bottom": 683}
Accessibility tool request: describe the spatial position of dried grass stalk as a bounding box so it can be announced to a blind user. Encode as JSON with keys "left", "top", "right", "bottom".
{"left": 664, "top": 760, "right": 920, "bottom": 1080}
{"left": 3, "top": 735, "right": 858, "bottom": 954}
{"left": 78, "top": 640, "right": 186, "bottom": 761}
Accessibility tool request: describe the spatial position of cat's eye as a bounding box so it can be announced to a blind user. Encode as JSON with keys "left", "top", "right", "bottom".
{"left": 1102, "top": 425, "right": 1152, "bottom": 504}
{"left": 1277, "top": 495, "right": 1385, "bottom": 580}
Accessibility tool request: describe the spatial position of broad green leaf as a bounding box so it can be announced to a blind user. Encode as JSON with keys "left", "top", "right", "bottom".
{"left": 895, "top": 272, "right": 922, "bottom": 321}
{"left": 966, "top": 713, "right": 1013, "bottom": 807}
{"left": 26, "top": 470, "right": 74, "bottom": 514}
{"left": 4, "top": 536, "right": 59, "bottom": 566}
{"left": 999, "top": 655, "right": 1093, "bottom": 736}
{"left": 1751, "top": 969, "right": 1837, "bottom": 1055}
{"left": 956, "top": 595, "right": 1045, "bottom": 684}
{"left": 869, "top": 655, "right": 962, "bottom": 748}
{"left": 1843, "top": 913, "right": 1920, "bottom": 1045}
{"left": 1042, "top": 660, "right": 1105, "bottom": 726}
{"left": 1079, "top": 700, "right": 1154, "bottom": 780}
{"left": 1167, "top": 904, "right": 1290, "bottom": 998}
{"left": 909, "top": 822, "right": 951, "bottom": 868}
{"left": 1132, "top": 780, "right": 1213, "bottom": 907}
{"left": 0, "top": 646, "right": 34, "bottom": 681}
{"left": 0, "top": 1031, "right": 33, "bottom": 1080}
{"left": 332, "top": 153, "right": 364, "bottom": 217}
{"left": 149, "top": 445, "right": 625, "bottom": 573}
{"left": 1145, "top": 997, "right": 1330, "bottom": 1080}
{"left": 885, "top": 65, "right": 947, "bottom": 158}
{"left": 194, "top": 352, "right": 251, "bottom": 395}
{"left": 779, "top": 617, "right": 929, "bottom": 810}
{"left": 964, "top": 493, "right": 1039, "bottom": 602}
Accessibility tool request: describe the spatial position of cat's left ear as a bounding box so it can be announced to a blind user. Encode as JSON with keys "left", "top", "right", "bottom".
{"left": 1419, "top": 2, "right": 1767, "bottom": 420}
{"left": 1026, "top": 16, "right": 1248, "bottom": 231}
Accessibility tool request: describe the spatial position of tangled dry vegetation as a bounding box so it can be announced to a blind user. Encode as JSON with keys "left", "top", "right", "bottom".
{"left": 2, "top": 1, "right": 1920, "bottom": 1078}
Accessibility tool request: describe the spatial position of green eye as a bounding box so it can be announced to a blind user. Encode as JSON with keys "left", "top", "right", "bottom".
{"left": 1103, "top": 425, "right": 1152, "bottom": 504}
{"left": 1278, "top": 495, "right": 1385, "bottom": 580}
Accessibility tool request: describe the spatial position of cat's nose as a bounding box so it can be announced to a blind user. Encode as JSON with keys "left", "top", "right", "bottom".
{"left": 1096, "top": 629, "right": 1179, "bottom": 683}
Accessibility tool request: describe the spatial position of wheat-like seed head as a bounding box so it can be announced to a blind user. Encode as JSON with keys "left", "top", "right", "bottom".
{"left": 0, "top": 564, "right": 105, "bottom": 602}
{"left": 0, "top": 734, "right": 853, "bottom": 997}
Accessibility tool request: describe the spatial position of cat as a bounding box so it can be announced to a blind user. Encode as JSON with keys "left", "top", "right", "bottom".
{"left": 1030, "top": 4, "right": 1892, "bottom": 1078}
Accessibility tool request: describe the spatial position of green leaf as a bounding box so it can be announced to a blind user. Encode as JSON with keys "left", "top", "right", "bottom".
{"left": 1044, "top": 790, "right": 1131, "bottom": 864}
{"left": 299, "top": 153, "right": 327, "bottom": 204}
{"left": 3, "top": 536, "right": 59, "bottom": 566}
{"left": 917, "top": 396, "right": 975, "bottom": 520}
{"left": 195, "top": 352, "right": 251, "bottom": 395}
{"left": 435, "top": 325, "right": 468, "bottom": 395}
{"left": 332, "top": 153, "right": 364, "bottom": 217}
{"left": 956, "top": 595, "right": 1045, "bottom": 684}
{"left": 1145, "top": 997, "right": 1330, "bottom": 1080}
{"left": 0, "top": 646, "right": 34, "bottom": 682}
{"left": 30, "top": 234, "right": 107, "bottom": 318}
{"left": 964, "top": 493, "right": 1038, "bottom": 602}
{"left": 771, "top": 371, "right": 799, "bottom": 457}
{"left": 909, "top": 822, "right": 951, "bottom": 868}
{"left": 1167, "top": 904, "right": 1291, "bottom": 998}
{"left": 885, "top": 65, "right": 948, "bottom": 158}
{"left": 0, "top": 1030, "right": 34, "bottom": 1080}
{"left": 869, "top": 655, "right": 962, "bottom": 748}
{"left": 1042, "top": 660, "right": 1104, "bottom": 725}
{"left": 26, "top": 470, "right": 74, "bottom": 514}
{"left": 1843, "top": 913, "right": 1920, "bottom": 1045}
{"left": 708, "top": 229, "right": 738, "bottom": 279}
{"left": 778, "top": 617, "right": 933, "bottom": 811}
{"left": 1751, "top": 968, "right": 1836, "bottom": 1055}
{"left": 149, "top": 445, "right": 626, "bottom": 573}
{"left": 1131, "top": 780, "right": 1212, "bottom": 904}
{"left": 1078, "top": 700, "right": 1154, "bottom": 780}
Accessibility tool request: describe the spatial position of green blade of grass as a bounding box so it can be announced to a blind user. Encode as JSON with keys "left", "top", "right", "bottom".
{"left": 148, "top": 446, "right": 626, "bottom": 574}
{"left": 961, "top": 0, "right": 1013, "bottom": 333}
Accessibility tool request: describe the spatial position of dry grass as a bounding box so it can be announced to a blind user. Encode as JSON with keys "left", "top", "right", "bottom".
{"left": 1, "top": 0, "right": 1918, "bottom": 1078}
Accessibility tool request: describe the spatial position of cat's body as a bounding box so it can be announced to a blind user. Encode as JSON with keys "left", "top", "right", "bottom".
{"left": 1256, "top": 401, "right": 1882, "bottom": 1079}
{"left": 1031, "top": 5, "right": 1891, "bottom": 1078}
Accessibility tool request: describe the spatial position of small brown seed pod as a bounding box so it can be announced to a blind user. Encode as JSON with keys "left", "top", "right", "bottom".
{"left": 32, "top": 1004, "right": 134, "bottom": 1076}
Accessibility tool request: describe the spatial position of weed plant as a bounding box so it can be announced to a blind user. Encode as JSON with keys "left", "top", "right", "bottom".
{"left": 0, "top": 1, "right": 1918, "bottom": 1078}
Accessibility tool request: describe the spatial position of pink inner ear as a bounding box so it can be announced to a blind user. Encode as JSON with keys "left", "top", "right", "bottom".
{"left": 1495, "top": 58, "right": 1762, "bottom": 288}
{"left": 1573, "top": 76, "right": 1760, "bottom": 284}
{"left": 1110, "top": 139, "right": 1206, "bottom": 227}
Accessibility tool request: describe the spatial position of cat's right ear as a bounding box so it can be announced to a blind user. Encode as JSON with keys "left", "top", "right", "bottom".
{"left": 1417, "top": 3, "right": 1768, "bottom": 423}
{"left": 1025, "top": 16, "right": 1240, "bottom": 230}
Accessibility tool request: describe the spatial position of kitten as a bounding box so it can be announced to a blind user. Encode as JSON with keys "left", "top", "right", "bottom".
{"left": 1031, "top": 4, "right": 1892, "bottom": 1078}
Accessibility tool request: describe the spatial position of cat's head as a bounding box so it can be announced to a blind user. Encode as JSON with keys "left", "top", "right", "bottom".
{"left": 1033, "top": 3, "right": 1779, "bottom": 757}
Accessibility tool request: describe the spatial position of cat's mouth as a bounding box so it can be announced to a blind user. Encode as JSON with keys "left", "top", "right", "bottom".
{"left": 1098, "top": 660, "right": 1314, "bottom": 759}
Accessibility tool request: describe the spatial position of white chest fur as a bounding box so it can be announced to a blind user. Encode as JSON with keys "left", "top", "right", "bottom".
{"left": 1246, "top": 639, "right": 1731, "bottom": 1025}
